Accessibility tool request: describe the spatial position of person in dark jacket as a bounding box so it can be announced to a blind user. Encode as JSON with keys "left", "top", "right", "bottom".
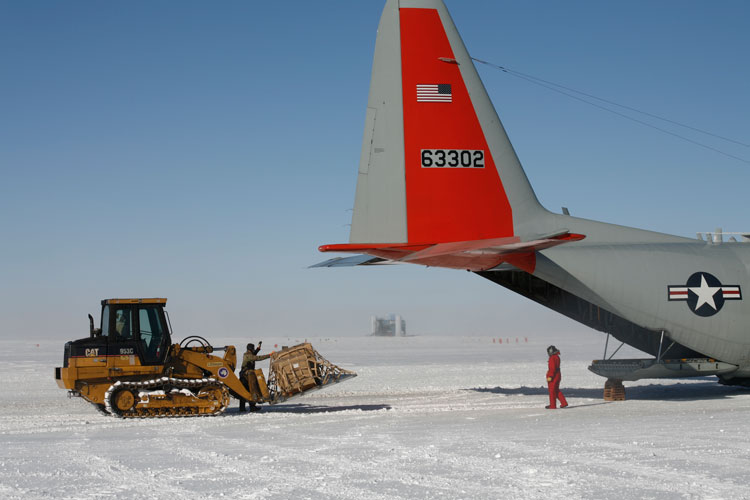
{"left": 239, "top": 342, "right": 271, "bottom": 412}
{"left": 545, "top": 345, "right": 568, "bottom": 409}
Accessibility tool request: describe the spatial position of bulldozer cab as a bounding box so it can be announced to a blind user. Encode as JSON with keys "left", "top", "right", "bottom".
{"left": 100, "top": 298, "right": 172, "bottom": 365}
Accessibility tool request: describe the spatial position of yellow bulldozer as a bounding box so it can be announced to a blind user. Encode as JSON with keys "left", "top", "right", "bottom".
{"left": 55, "top": 298, "right": 356, "bottom": 418}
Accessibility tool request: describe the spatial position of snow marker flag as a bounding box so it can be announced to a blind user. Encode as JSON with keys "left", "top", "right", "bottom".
{"left": 417, "top": 84, "right": 452, "bottom": 102}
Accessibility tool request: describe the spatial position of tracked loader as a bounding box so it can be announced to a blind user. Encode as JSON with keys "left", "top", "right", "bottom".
{"left": 55, "top": 298, "right": 356, "bottom": 418}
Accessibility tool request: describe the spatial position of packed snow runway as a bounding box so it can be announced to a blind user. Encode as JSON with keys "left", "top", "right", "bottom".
{"left": 2, "top": 333, "right": 749, "bottom": 500}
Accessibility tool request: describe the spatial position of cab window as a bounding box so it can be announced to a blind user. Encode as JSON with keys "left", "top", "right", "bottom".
{"left": 139, "top": 307, "right": 165, "bottom": 362}
{"left": 114, "top": 308, "right": 133, "bottom": 340}
{"left": 101, "top": 306, "right": 111, "bottom": 337}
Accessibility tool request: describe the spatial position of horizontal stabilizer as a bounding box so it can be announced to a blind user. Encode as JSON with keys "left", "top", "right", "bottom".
{"left": 400, "top": 232, "right": 584, "bottom": 262}
{"left": 309, "top": 255, "right": 391, "bottom": 268}
{"left": 319, "top": 231, "right": 584, "bottom": 273}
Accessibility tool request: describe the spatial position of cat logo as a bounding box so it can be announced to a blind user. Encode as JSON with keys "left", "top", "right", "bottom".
{"left": 85, "top": 348, "right": 100, "bottom": 357}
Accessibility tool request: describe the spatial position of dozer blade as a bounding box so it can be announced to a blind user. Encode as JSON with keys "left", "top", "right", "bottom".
{"left": 266, "top": 343, "right": 356, "bottom": 404}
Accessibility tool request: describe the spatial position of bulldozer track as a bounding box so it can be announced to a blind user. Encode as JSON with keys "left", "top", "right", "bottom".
{"left": 103, "top": 377, "right": 230, "bottom": 418}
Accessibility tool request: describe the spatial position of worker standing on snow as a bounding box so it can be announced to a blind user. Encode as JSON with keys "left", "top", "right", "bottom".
{"left": 545, "top": 345, "right": 568, "bottom": 409}
{"left": 239, "top": 342, "right": 271, "bottom": 412}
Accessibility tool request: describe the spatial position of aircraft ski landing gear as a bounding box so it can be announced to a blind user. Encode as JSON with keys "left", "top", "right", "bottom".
{"left": 589, "top": 332, "right": 740, "bottom": 396}
{"left": 604, "top": 379, "right": 625, "bottom": 401}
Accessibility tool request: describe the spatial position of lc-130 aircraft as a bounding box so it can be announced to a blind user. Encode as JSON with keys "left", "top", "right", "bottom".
{"left": 315, "top": 0, "right": 750, "bottom": 388}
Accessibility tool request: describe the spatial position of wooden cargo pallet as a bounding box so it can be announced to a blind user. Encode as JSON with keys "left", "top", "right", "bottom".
{"left": 266, "top": 343, "right": 356, "bottom": 403}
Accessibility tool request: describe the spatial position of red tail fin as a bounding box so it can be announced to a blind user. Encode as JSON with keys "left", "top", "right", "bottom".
{"left": 400, "top": 7, "right": 513, "bottom": 243}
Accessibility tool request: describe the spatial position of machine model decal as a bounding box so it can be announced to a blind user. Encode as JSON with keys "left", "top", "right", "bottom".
{"left": 668, "top": 272, "right": 742, "bottom": 317}
{"left": 416, "top": 83, "right": 452, "bottom": 102}
{"left": 421, "top": 149, "right": 484, "bottom": 168}
{"left": 119, "top": 348, "right": 134, "bottom": 355}
{"left": 217, "top": 367, "right": 229, "bottom": 379}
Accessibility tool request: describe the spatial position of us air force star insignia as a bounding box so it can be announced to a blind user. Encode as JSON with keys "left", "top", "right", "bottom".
{"left": 668, "top": 272, "right": 742, "bottom": 317}
{"left": 690, "top": 275, "right": 720, "bottom": 311}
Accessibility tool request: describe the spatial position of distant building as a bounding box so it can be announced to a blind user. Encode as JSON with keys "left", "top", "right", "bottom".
{"left": 370, "top": 314, "right": 406, "bottom": 336}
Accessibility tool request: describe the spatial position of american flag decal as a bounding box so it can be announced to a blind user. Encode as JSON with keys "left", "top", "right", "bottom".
{"left": 417, "top": 84, "right": 452, "bottom": 102}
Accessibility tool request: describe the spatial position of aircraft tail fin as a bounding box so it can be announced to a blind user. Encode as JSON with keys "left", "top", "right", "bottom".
{"left": 348, "top": 0, "right": 545, "bottom": 247}
{"left": 318, "top": 0, "right": 570, "bottom": 272}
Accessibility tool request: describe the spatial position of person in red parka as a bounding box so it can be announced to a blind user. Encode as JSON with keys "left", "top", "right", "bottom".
{"left": 546, "top": 345, "right": 568, "bottom": 409}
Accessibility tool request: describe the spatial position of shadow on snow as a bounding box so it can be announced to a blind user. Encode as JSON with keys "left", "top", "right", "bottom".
{"left": 469, "top": 380, "right": 750, "bottom": 401}
{"left": 232, "top": 403, "right": 393, "bottom": 415}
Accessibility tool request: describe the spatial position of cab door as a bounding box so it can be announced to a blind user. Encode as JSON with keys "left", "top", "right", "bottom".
{"left": 136, "top": 305, "right": 169, "bottom": 365}
{"left": 106, "top": 305, "right": 140, "bottom": 371}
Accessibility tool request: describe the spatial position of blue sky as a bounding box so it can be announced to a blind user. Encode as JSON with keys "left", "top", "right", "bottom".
{"left": 2, "top": 1, "right": 749, "bottom": 340}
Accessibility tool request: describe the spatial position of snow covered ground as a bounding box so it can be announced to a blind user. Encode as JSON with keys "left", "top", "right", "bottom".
{"left": 2, "top": 332, "right": 749, "bottom": 500}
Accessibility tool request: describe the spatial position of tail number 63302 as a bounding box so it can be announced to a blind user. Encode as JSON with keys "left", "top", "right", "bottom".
{"left": 421, "top": 149, "right": 485, "bottom": 168}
